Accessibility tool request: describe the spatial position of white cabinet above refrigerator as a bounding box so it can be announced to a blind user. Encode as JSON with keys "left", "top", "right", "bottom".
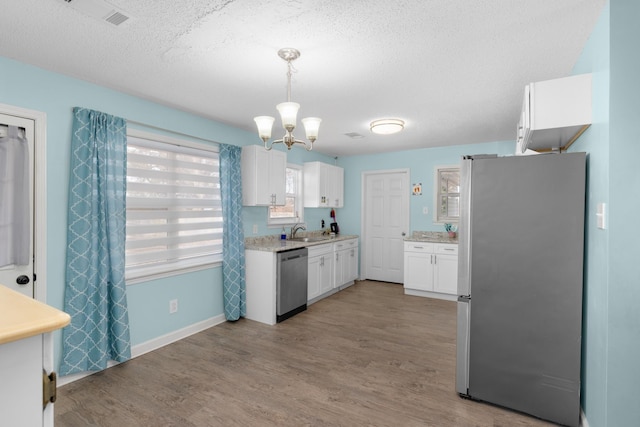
{"left": 516, "top": 73, "right": 591, "bottom": 154}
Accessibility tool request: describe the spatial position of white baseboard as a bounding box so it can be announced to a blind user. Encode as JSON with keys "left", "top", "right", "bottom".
{"left": 58, "top": 314, "right": 226, "bottom": 387}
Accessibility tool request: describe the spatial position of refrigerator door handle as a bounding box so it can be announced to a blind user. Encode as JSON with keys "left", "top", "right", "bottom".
{"left": 457, "top": 157, "right": 473, "bottom": 297}
{"left": 456, "top": 296, "right": 471, "bottom": 396}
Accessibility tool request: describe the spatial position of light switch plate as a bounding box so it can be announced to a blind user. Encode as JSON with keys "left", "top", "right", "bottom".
{"left": 422, "top": 207, "right": 429, "bottom": 215}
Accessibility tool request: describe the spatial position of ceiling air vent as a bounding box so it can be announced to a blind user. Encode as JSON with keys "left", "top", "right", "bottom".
{"left": 104, "top": 11, "right": 129, "bottom": 26}
{"left": 344, "top": 132, "right": 365, "bottom": 139}
{"left": 58, "top": 0, "right": 131, "bottom": 26}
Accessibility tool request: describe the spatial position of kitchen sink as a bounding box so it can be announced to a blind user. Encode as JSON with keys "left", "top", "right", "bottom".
{"left": 289, "top": 237, "right": 329, "bottom": 243}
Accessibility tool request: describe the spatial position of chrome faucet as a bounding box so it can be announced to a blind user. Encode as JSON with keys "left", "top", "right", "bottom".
{"left": 291, "top": 223, "right": 306, "bottom": 239}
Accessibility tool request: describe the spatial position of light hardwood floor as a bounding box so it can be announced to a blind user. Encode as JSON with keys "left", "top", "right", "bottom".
{"left": 55, "top": 281, "right": 555, "bottom": 426}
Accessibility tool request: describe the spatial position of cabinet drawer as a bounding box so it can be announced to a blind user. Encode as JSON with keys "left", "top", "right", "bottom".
{"left": 435, "top": 244, "right": 458, "bottom": 255}
{"left": 308, "top": 243, "right": 333, "bottom": 257}
{"left": 334, "top": 238, "right": 358, "bottom": 250}
{"left": 404, "top": 242, "right": 434, "bottom": 253}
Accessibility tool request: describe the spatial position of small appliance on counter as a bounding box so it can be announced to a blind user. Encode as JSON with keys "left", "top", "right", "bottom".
{"left": 330, "top": 208, "right": 339, "bottom": 234}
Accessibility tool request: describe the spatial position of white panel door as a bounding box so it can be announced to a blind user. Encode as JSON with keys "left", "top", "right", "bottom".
{"left": 0, "top": 113, "right": 35, "bottom": 297}
{"left": 363, "top": 170, "right": 409, "bottom": 283}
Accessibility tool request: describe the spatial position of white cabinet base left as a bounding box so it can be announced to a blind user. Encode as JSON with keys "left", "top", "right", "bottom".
{"left": 245, "top": 250, "right": 277, "bottom": 325}
{"left": 0, "top": 333, "right": 51, "bottom": 426}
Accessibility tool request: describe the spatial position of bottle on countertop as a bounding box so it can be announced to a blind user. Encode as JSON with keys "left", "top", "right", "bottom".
{"left": 281, "top": 227, "right": 287, "bottom": 240}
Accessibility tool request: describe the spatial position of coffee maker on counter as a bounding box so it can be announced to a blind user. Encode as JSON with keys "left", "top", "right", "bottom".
{"left": 330, "top": 208, "right": 339, "bottom": 234}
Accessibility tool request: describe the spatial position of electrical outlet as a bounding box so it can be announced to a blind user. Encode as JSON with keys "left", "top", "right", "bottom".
{"left": 422, "top": 207, "right": 429, "bottom": 215}
{"left": 169, "top": 299, "right": 178, "bottom": 314}
{"left": 253, "top": 224, "right": 258, "bottom": 234}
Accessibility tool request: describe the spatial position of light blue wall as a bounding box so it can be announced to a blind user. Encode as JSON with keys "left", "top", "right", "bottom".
{"left": 607, "top": 1, "right": 640, "bottom": 425}
{"left": 336, "top": 141, "right": 514, "bottom": 237}
{"left": 0, "top": 55, "right": 334, "bottom": 371}
{"left": 570, "top": 1, "right": 640, "bottom": 426}
{"left": 568, "top": 3, "right": 610, "bottom": 426}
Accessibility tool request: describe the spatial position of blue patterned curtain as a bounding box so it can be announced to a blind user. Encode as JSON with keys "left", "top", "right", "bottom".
{"left": 219, "top": 143, "right": 246, "bottom": 321}
{"left": 60, "top": 107, "right": 131, "bottom": 376}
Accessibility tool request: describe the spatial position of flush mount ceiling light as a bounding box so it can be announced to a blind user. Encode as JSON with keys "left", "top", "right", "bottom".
{"left": 254, "top": 48, "right": 321, "bottom": 151}
{"left": 370, "top": 119, "right": 405, "bottom": 135}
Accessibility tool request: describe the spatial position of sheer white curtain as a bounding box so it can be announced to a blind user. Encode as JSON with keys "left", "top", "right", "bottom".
{"left": 0, "top": 125, "right": 30, "bottom": 267}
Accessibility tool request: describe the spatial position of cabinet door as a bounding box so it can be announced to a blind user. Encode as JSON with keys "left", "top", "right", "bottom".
{"left": 403, "top": 251, "right": 434, "bottom": 291}
{"left": 270, "top": 149, "right": 286, "bottom": 206}
{"left": 327, "top": 165, "right": 344, "bottom": 208}
{"left": 307, "top": 255, "right": 322, "bottom": 301}
{"left": 254, "top": 148, "right": 272, "bottom": 205}
{"left": 319, "top": 254, "right": 333, "bottom": 295}
{"left": 304, "top": 162, "right": 344, "bottom": 208}
{"left": 241, "top": 146, "right": 286, "bottom": 206}
{"left": 347, "top": 246, "right": 358, "bottom": 282}
{"left": 333, "top": 250, "right": 344, "bottom": 288}
{"left": 0, "top": 335, "right": 43, "bottom": 427}
{"left": 434, "top": 253, "right": 458, "bottom": 295}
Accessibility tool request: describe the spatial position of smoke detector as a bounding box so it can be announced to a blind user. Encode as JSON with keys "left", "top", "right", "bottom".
{"left": 59, "top": 0, "right": 131, "bottom": 26}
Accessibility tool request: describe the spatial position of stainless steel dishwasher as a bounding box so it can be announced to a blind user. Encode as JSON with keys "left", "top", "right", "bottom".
{"left": 276, "top": 247, "right": 308, "bottom": 323}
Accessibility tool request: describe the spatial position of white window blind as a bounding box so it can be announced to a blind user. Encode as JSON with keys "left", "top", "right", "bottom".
{"left": 126, "top": 135, "right": 222, "bottom": 281}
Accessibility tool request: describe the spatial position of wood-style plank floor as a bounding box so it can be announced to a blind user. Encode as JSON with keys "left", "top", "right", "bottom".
{"left": 55, "top": 281, "right": 555, "bottom": 427}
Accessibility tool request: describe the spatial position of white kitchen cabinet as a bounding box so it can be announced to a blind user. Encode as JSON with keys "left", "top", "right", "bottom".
{"left": 433, "top": 245, "right": 458, "bottom": 295}
{"left": 333, "top": 238, "right": 358, "bottom": 289}
{"left": 241, "top": 145, "right": 286, "bottom": 206}
{"left": 246, "top": 237, "right": 360, "bottom": 316}
{"left": 0, "top": 286, "right": 70, "bottom": 427}
{"left": 245, "top": 249, "right": 277, "bottom": 325}
{"left": 517, "top": 73, "right": 591, "bottom": 154}
{"left": 307, "top": 243, "right": 334, "bottom": 302}
{"left": 403, "top": 242, "right": 457, "bottom": 301}
{"left": 303, "top": 161, "right": 344, "bottom": 208}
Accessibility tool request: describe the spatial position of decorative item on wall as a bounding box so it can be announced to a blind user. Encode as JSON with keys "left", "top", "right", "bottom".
{"left": 253, "top": 48, "right": 321, "bottom": 151}
{"left": 412, "top": 183, "right": 422, "bottom": 195}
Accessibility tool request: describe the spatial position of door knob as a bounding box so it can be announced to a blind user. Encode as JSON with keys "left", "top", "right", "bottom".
{"left": 16, "top": 275, "right": 30, "bottom": 285}
{"left": 401, "top": 232, "right": 406, "bottom": 236}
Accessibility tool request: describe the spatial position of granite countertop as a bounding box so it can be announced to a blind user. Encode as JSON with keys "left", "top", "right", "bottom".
{"left": 246, "top": 233, "right": 359, "bottom": 252}
{"left": 404, "top": 231, "right": 458, "bottom": 244}
{"left": 0, "top": 285, "right": 70, "bottom": 345}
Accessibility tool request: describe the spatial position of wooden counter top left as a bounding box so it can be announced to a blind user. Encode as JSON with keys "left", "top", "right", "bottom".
{"left": 0, "top": 285, "right": 70, "bottom": 345}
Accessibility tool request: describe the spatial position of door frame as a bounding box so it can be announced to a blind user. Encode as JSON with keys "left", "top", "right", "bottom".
{"left": 0, "top": 103, "right": 47, "bottom": 303}
{"left": 359, "top": 168, "right": 410, "bottom": 281}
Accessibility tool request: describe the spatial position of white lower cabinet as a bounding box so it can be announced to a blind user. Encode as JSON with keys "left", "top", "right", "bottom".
{"left": 245, "top": 249, "right": 277, "bottom": 325}
{"left": 333, "top": 238, "right": 358, "bottom": 289}
{"left": 308, "top": 238, "right": 359, "bottom": 304}
{"left": 307, "top": 243, "right": 334, "bottom": 302}
{"left": 403, "top": 242, "right": 458, "bottom": 301}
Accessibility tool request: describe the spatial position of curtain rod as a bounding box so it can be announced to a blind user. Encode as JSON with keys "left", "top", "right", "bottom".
{"left": 126, "top": 119, "right": 222, "bottom": 146}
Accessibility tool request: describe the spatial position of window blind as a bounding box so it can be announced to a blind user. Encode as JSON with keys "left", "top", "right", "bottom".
{"left": 125, "top": 135, "right": 222, "bottom": 281}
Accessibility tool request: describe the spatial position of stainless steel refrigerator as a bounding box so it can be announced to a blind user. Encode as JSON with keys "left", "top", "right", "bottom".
{"left": 456, "top": 152, "right": 586, "bottom": 427}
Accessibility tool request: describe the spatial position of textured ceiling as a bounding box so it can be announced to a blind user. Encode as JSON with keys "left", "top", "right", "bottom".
{"left": 0, "top": 0, "right": 606, "bottom": 157}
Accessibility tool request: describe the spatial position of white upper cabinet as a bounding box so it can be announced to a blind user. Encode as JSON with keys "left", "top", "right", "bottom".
{"left": 241, "top": 145, "right": 286, "bottom": 206}
{"left": 517, "top": 73, "right": 592, "bottom": 154}
{"left": 304, "top": 161, "right": 344, "bottom": 208}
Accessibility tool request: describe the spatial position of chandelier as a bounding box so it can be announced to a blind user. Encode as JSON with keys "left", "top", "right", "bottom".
{"left": 254, "top": 48, "right": 321, "bottom": 151}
